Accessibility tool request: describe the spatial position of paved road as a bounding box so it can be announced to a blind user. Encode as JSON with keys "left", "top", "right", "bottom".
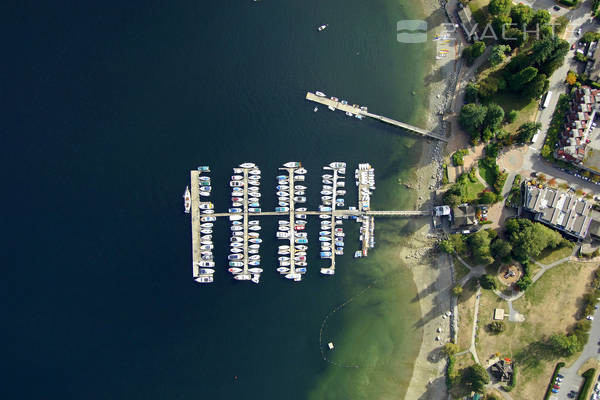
{"left": 515, "top": 0, "right": 600, "bottom": 193}
{"left": 553, "top": 306, "right": 600, "bottom": 400}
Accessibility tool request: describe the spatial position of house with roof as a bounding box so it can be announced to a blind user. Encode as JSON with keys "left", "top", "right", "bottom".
{"left": 451, "top": 204, "right": 478, "bottom": 231}
{"left": 523, "top": 184, "right": 594, "bottom": 241}
{"left": 555, "top": 86, "right": 600, "bottom": 175}
{"left": 490, "top": 359, "right": 513, "bottom": 383}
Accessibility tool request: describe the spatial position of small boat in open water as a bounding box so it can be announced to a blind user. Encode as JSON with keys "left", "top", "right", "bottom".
{"left": 183, "top": 186, "right": 191, "bottom": 213}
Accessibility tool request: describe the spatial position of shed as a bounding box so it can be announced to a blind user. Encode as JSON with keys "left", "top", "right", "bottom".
{"left": 493, "top": 308, "right": 505, "bottom": 321}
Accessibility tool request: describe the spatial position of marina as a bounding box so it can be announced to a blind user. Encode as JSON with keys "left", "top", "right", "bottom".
{"left": 188, "top": 162, "right": 432, "bottom": 284}
{"left": 305, "top": 91, "right": 448, "bottom": 142}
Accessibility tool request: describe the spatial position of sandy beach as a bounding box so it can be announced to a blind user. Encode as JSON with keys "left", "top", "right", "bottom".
{"left": 400, "top": 0, "right": 465, "bottom": 398}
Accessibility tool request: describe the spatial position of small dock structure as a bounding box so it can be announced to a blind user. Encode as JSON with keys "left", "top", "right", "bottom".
{"left": 306, "top": 91, "right": 448, "bottom": 142}
{"left": 191, "top": 167, "right": 215, "bottom": 283}
{"left": 355, "top": 164, "right": 376, "bottom": 257}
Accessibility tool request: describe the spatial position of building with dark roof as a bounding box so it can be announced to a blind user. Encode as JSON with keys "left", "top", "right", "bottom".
{"left": 490, "top": 360, "right": 513, "bottom": 383}
{"left": 451, "top": 204, "right": 477, "bottom": 231}
{"left": 523, "top": 184, "right": 593, "bottom": 240}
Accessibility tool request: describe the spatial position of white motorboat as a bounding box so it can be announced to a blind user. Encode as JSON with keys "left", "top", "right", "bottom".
{"left": 195, "top": 276, "right": 213, "bottom": 283}
{"left": 201, "top": 216, "right": 216, "bottom": 222}
{"left": 230, "top": 181, "right": 243, "bottom": 187}
{"left": 231, "top": 226, "right": 243, "bottom": 231}
{"left": 249, "top": 169, "right": 261, "bottom": 175}
{"left": 183, "top": 186, "right": 191, "bottom": 213}
{"left": 249, "top": 225, "right": 261, "bottom": 231}
{"left": 229, "top": 267, "right": 243, "bottom": 274}
{"left": 295, "top": 168, "right": 307, "bottom": 174}
{"left": 294, "top": 196, "right": 306, "bottom": 202}
{"left": 296, "top": 185, "right": 306, "bottom": 190}
{"left": 200, "top": 229, "right": 212, "bottom": 234}
{"left": 278, "top": 220, "right": 290, "bottom": 225}
{"left": 240, "top": 163, "right": 256, "bottom": 168}
{"left": 249, "top": 255, "right": 261, "bottom": 260}
{"left": 234, "top": 274, "right": 252, "bottom": 281}
{"left": 251, "top": 274, "right": 260, "bottom": 284}
{"left": 231, "top": 248, "right": 242, "bottom": 253}
{"left": 284, "top": 161, "right": 301, "bottom": 168}
{"left": 277, "top": 267, "right": 290, "bottom": 273}
{"left": 233, "top": 168, "right": 243, "bottom": 173}
{"left": 315, "top": 91, "right": 326, "bottom": 97}
{"left": 198, "top": 268, "right": 215, "bottom": 275}
{"left": 320, "top": 268, "right": 335, "bottom": 275}
{"left": 285, "top": 273, "right": 301, "bottom": 280}
{"left": 248, "top": 268, "right": 263, "bottom": 274}
{"left": 318, "top": 25, "right": 327, "bottom": 31}
{"left": 249, "top": 220, "right": 260, "bottom": 226}
{"left": 202, "top": 209, "right": 214, "bottom": 214}
{"left": 231, "top": 175, "right": 243, "bottom": 181}
{"left": 248, "top": 232, "right": 260, "bottom": 238}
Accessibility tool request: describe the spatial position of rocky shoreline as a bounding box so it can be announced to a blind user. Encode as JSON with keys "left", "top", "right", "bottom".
{"left": 402, "top": 0, "right": 465, "bottom": 398}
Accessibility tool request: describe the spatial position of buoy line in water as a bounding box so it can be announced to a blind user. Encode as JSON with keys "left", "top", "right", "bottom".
{"left": 318, "top": 281, "right": 376, "bottom": 368}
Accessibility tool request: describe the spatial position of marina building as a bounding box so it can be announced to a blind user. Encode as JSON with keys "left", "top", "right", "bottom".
{"left": 523, "top": 184, "right": 594, "bottom": 240}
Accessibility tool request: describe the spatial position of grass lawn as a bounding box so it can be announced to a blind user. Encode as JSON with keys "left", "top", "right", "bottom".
{"left": 478, "top": 160, "right": 496, "bottom": 187}
{"left": 475, "top": 262, "right": 597, "bottom": 400}
{"left": 482, "top": 91, "right": 540, "bottom": 134}
{"left": 454, "top": 256, "right": 471, "bottom": 282}
{"left": 535, "top": 245, "right": 574, "bottom": 266}
{"left": 463, "top": 180, "right": 485, "bottom": 202}
{"left": 457, "top": 277, "right": 478, "bottom": 351}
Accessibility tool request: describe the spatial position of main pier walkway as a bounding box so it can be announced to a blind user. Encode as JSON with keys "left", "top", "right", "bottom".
{"left": 207, "top": 209, "right": 432, "bottom": 218}
{"left": 305, "top": 92, "right": 448, "bottom": 142}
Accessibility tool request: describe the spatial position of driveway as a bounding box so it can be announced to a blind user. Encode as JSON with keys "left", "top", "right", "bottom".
{"left": 552, "top": 306, "right": 600, "bottom": 400}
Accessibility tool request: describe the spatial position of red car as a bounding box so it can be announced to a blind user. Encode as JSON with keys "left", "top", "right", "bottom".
{"left": 553, "top": 384, "right": 560, "bottom": 389}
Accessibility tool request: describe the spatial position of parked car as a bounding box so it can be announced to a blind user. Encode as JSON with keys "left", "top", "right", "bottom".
{"left": 553, "top": 5, "right": 561, "bottom": 11}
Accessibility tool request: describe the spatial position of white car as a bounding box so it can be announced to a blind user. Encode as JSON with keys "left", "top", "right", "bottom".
{"left": 587, "top": 315, "right": 594, "bottom": 320}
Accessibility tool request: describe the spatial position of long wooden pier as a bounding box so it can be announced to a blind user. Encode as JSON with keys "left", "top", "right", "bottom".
{"left": 305, "top": 92, "right": 448, "bottom": 142}
{"left": 206, "top": 209, "right": 431, "bottom": 218}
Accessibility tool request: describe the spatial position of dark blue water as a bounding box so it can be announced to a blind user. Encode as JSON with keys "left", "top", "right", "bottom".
{"left": 5, "top": 1, "right": 431, "bottom": 399}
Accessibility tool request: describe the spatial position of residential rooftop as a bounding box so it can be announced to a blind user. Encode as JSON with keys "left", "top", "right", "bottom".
{"left": 523, "top": 184, "right": 593, "bottom": 240}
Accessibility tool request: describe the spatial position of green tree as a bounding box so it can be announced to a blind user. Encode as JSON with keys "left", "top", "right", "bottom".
{"left": 465, "top": 83, "right": 479, "bottom": 104}
{"left": 517, "top": 121, "right": 541, "bottom": 143}
{"left": 507, "top": 218, "right": 562, "bottom": 261}
{"left": 488, "top": 321, "right": 506, "bottom": 333}
{"left": 506, "top": 110, "right": 518, "bottom": 123}
{"left": 531, "top": 37, "right": 558, "bottom": 65}
{"left": 509, "top": 66, "right": 538, "bottom": 92}
{"left": 463, "top": 41, "right": 486, "bottom": 65}
{"left": 460, "top": 103, "right": 487, "bottom": 135}
{"left": 479, "top": 274, "right": 497, "bottom": 290}
{"left": 485, "top": 103, "right": 505, "bottom": 131}
{"left": 478, "top": 76, "right": 504, "bottom": 99}
{"left": 479, "top": 191, "right": 498, "bottom": 204}
{"left": 501, "top": 28, "right": 526, "bottom": 48}
{"left": 522, "top": 74, "right": 549, "bottom": 99}
{"left": 549, "top": 334, "right": 583, "bottom": 356}
{"left": 492, "top": 15, "right": 512, "bottom": 36}
{"left": 452, "top": 284, "right": 464, "bottom": 297}
{"left": 491, "top": 238, "right": 512, "bottom": 262}
{"left": 442, "top": 342, "right": 460, "bottom": 356}
{"left": 469, "top": 230, "right": 494, "bottom": 265}
{"left": 510, "top": 3, "right": 533, "bottom": 27}
{"left": 489, "top": 0, "right": 512, "bottom": 15}
{"left": 489, "top": 44, "right": 511, "bottom": 66}
{"left": 531, "top": 9, "right": 551, "bottom": 27}
{"left": 581, "top": 31, "right": 600, "bottom": 43}
{"left": 440, "top": 233, "right": 468, "bottom": 255}
{"left": 462, "top": 364, "right": 490, "bottom": 393}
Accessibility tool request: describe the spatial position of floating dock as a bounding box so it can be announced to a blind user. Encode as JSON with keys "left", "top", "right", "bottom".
{"left": 306, "top": 92, "right": 448, "bottom": 142}
{"left": 188, "top": 162, "right": 432, "bottom": 284}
